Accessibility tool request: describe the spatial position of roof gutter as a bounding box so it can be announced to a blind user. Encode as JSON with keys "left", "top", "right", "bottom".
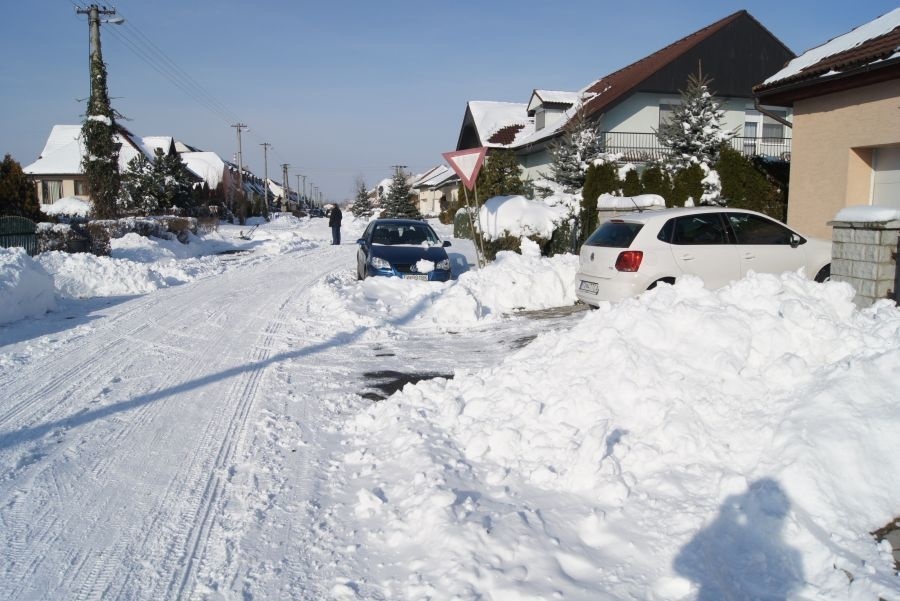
{"left": 753, "top": 97, "right": 793, "bottom": 129}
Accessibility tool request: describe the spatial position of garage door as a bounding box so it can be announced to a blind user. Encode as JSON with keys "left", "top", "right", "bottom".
{"left": 872, "top": 146, "right": 900, "bottom": 208}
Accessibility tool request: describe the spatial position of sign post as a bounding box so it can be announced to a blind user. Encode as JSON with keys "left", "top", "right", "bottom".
{"left": 443, "top": 147, "right": 488, "bottom": 268}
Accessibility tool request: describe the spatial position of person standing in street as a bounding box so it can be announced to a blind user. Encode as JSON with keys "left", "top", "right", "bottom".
{"left": 328, "top": 205, "right": 342, "bottom": 245}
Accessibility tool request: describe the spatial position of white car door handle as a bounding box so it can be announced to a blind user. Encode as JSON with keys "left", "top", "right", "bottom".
{"left": 681, "top": 253, "right": 695, "bottom": 261}
{"left": 743, "top": 252, "right": 756, "bottom": 259}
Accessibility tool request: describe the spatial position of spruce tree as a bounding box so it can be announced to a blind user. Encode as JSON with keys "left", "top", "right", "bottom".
{"left": 157, "top": 150, "right": 196, "bottom": 213}
{"left": 381, "top": 169, "right": 421, "bottom": 219}
{"left": 548, "top": 109, "right": 601, "bottom": 192}
{"left": 81, "top": 25, "right": 120, "bottom": 219}
{"left": 120, "top": 153, "right": 158, "bottom": 215}
{"left": 351, "top": 178, "right": 373, "bottom": 218}
{"left": 657, "top": 71, "right": 732, "bottom": 172}
{"left": 0, "top": 154, "right": 41, "bottom": 220}
{"left": 475, "top": 150, "right": 525, "bottom": 198}
{"left": 579, "top": 162, "right": 621, "bottom": 244}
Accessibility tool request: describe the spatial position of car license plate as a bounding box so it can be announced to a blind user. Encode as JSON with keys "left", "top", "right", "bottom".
{"left": 403, "top": 274, "right": 428, "bottom": 281}
{"left": 579, "top": 280, "right": 599, "bottom": 294}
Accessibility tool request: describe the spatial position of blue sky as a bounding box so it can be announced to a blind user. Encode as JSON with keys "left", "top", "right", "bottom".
{"left": 1, "top": 1, "right": 896, "bottom": 201}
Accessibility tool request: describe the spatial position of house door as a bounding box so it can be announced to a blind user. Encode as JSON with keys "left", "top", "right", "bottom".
{"left": 872, "top": 146, "right": 900, "bottom": 208}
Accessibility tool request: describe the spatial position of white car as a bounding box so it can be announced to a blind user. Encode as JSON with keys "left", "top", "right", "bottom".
{"left": 575, "top": 207, "right": 832, "bottom": 306}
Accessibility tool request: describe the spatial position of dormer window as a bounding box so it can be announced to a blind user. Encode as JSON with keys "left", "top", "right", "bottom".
{"left": 535, "top": 107, "right": 546, "bottom": 131}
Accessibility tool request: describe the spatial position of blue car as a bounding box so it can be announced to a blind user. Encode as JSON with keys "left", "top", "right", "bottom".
{"left": 356, "top": 219, "right": 452, "bottom": 281}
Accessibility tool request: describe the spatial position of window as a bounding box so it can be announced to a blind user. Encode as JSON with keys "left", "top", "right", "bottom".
{"left": 726, "top": 213, "right": 796, "bottom": 245}
{"left": 762, "top": 111, "right": 787, "bottom": 139}
{"left": 41, "top": 179, "right": 62, "bottom": 203}
{"left": 74, "top": 179, "right": 90, "bottom": 197}
{"left": 671, "top": 214, "right": 728, "bottom": 245}
{"left": 584, "top": 221, "right": 643, "bottom": 248}
{"left": 659, "top": 103, "right": 679, "bottom": 128}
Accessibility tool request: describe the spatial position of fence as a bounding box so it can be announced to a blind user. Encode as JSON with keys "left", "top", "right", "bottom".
{"left": 599, "top": 132, "right": 792, "bottom": 163}
{"left": 0, "top": 216, "right": 38, "bottom": 256}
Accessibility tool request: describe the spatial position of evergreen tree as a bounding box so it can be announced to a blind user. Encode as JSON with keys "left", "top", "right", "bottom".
{"left": 120, "top": 153, "right": 159, "bottom": 215}
{"left": 657, "top": 71, "right": 732, "bottom": 173}
{"left": 0, "top": 154, "right": 41, "bottom": 220}
{"left": 157, "top": 150, "right": 196, "bottom": 212}
{"left": 640, "top": 164, "right": 674, "bottom": 204}
{"left": 81, "top": 27, "right": 120, "bottom": 219}
{"left": 351, "top": 178, "right": 373, "bottom": 218}
{"left": 621, "top": 168, "right": 642, "bottom": 197}
{"left": 548, "top": 109, "right": 601, "bottom": 192}
{"left": 475, "top": 150, "right": 525, "bottom": 198}
{"left": 579, "top": 162, "right": 621, "bottom": 245}
{"left": 381, "top": 169, "right": 421, "bottom": 219}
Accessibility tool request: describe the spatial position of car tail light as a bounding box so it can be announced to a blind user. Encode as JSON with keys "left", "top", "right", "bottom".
{"left": 615, "top": 250, "right": 643, "bottom": 272}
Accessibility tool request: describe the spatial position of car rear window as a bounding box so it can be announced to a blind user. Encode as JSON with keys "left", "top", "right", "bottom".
{"left": 584, "top": 221, "right": 643, "bottom": 248}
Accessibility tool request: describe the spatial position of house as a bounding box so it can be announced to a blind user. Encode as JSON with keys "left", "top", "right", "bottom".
{"left": 23, "top": 124, "right": 168, "bottom": 205}
{"left": 754, "top": 8, "right": 900, "bottom": 238}
{"left": 411, "top": 165, "right": 460, "bottom": 217}
{"left": 456, "top": 10, "right": 795, "bottom": 180}
{"left": 23, "top": 124, "right": 265, "bottom": 212}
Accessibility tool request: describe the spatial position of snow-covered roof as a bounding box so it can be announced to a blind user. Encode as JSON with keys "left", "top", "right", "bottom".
{"left": 23, "top": 124, "right": 152, "bottom": 175}
{"left": 467, "top": 101, "right": 534, "bottom": 148}
{"left": 181, "top": 151, "right": 227, "bottom": 189}
{"left": 526, "top": 90, "right": 583, "bottom": 114}
{"left": 140, "top": 136, "right": 175, "bottom": 158}
{"left": 411, "top": 165, "right": 459, "bottom": 190}
{"left": 761, "top": 7, "right": 900, "bottom": 87}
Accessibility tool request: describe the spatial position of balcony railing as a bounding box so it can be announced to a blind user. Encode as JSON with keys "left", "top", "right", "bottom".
{"left": 599, "top": 131, "right": 791, "bottom": 162}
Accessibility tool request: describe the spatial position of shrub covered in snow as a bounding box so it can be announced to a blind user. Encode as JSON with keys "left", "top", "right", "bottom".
{"left": 0, "top": 248, "right": 56, "bottom": 325}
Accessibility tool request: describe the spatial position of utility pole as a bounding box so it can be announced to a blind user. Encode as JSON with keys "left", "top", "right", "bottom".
{"left": 231, "top": 123, "right": 247, "bottom": 215}
{"left": 281, "top": 163, "right": 290, "bottom": 209}
{"left": 300, "top": 174, "right": 307, "bottom": 204}
{"left": 260, "top": 142, "right": 271, "bottom": 212}
{"left": 75, "top": 4, "right": 122, "bottom": 218}
{"left": 295, "top": 174, "right": 302, "bottom": 208}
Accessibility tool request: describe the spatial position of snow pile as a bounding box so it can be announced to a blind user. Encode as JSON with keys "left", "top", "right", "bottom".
{"left": 322, "top": 273, "right": 900, "bottom": 599}
{"left": 40, "top": 196, "right": 91, "bottom": 218}
{"left": 323, "top": 241, "right": 578, "bottom": 329}
{"left": 111, "top": 231, "right": 235, "bottom": 262}
{"left": 478, "top": 195, "right": 570, "bottom": 241}
{"left": 597, "top": 193, "right": 666, "bottom": 210}
{"left": 835, "top": 205, "right": 900, "bottom": 223}
{"left": 0, "top": 248, "right": 57, "bottom": 325}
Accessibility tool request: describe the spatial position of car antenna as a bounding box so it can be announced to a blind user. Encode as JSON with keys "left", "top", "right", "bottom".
{"left": 629, "top": 195, "right": 643, "bottom": 213}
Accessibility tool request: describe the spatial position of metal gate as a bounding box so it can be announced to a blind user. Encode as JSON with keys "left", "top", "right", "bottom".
{"left": 0, "top": 216, "right": 38, "bottom": 256}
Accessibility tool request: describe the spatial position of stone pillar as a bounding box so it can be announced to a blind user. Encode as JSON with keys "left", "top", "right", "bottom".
{"left": 827, "top": 218, "right": 899, "bottom": 308}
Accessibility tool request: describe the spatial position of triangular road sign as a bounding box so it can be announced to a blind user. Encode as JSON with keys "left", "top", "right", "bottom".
{"left": 442, "top": 147, "right": 487, "bottom": 190}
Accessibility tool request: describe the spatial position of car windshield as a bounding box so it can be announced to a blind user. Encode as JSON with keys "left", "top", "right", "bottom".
{"left": 371, "top": 223, "right": 439, "bottom": 246}
{"left": 584, "top": 221, "right": 643, "bottom": 248}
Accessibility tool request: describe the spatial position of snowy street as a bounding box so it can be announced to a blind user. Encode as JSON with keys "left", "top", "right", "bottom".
{"left": 1, "top": 215, "right": 899, "bottom": 600}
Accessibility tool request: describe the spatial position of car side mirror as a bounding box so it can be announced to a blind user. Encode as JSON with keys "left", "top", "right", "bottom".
{"left": 356, "top": 238, "right": 366, "bottom": 246}
{"left": 442, "top": 240, "right": 452, "bottom": 247}
{"left": 790, "top": 233, "right": 802, "bottom": 248}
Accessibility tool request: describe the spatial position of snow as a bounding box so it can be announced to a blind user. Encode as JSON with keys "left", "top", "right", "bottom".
{"left": 39, "top": 196, "right": 91, "bottom": 217}
{"left": 834, "top": 205, "right": 900, "bottom": 223}
{"left": 478, "top": 195, "right": 570, "bottom": 241}
{"left": 0, "top": 248, "right": 56, "bottom": 324}
{"left": 763, "top": 7, "right": 900, "bottom": 85}
{"left": 466, "top": 101, "right": 534, "bottom": 147}
{"left": 597, "top": 193, "right": 666, "bottom": 209}
{"left": 1, "top": 214, "right": 899, "bottom": 599}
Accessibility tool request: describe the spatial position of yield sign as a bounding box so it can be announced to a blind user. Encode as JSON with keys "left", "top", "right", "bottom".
{"left": 442, "top": 147, "right": 487, "bottom": 190}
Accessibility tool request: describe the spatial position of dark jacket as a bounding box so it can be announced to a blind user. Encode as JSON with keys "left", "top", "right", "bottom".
{"left": 328, "top": 206, "right": 342, "bottom": 227}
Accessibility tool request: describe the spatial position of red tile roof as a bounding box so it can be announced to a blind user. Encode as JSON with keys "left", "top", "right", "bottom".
{"left": 581, "top": 10, "right": 749, "bottom": 119}
{"left": 487, "top": 124, "right": 526, "bottom": 145}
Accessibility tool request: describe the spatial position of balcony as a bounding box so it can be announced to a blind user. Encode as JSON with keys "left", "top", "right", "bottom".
{"left": 599, "top": 131, "right": 792, "bottom": 163}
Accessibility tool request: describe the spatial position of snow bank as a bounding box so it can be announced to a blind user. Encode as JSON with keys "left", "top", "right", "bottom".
{"left": 324, "top": 273, "right": 900, "bottom": 599}
{"left": 318, "top": 240, "right": 579, "bottom": 330}
{"left": 834, "top": 205, "right": 900, "bottom": 223}
{"left": 478, "top": 195, "right": 570, "bottom": 241}
{"left": 0, "top": 248, "right": 56, "bottom": 325}
{"left": 40, "top": 196, "right": 91, "bottom": 218}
